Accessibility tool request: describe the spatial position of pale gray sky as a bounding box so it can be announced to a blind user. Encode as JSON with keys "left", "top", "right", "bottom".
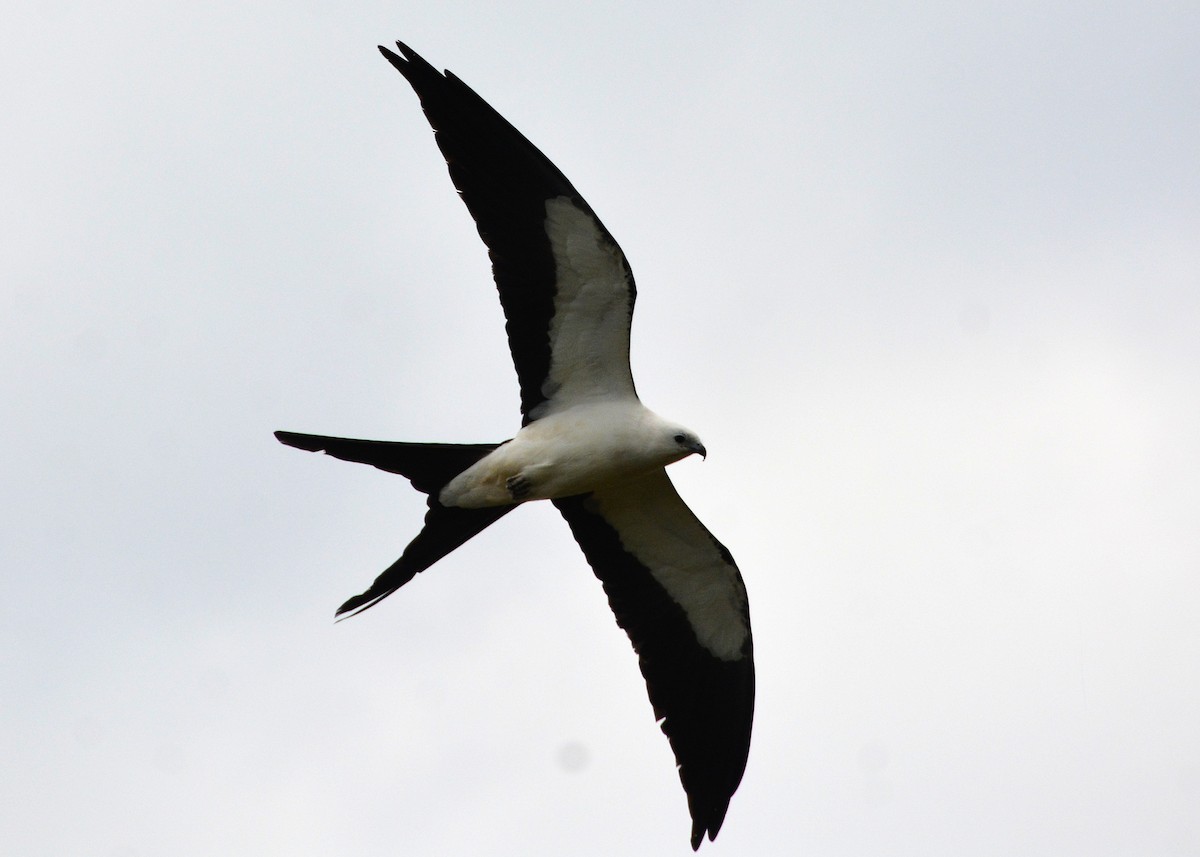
{"left": 3, "top": 2, "right": 1199, "bottom": 855}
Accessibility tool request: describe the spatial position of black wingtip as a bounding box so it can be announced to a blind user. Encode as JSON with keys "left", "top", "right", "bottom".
{"left": 379, "top": 41, "right": 436, "bottom": 76}
{"left": 690, "top": 820, "right": 722, "bottom": 850}
{"left": 378, "top": 43, "right": 405, "bottom": 74}
{"left": 690, "top": 793, "right": 731, "bottom": 848}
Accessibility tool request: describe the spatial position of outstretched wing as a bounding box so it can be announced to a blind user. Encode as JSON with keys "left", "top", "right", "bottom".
{"left": 379, "top": 43, "right": 638, "bottom": 423}
{"left": 554, "top": 471, "right": 754, "bottom": 850}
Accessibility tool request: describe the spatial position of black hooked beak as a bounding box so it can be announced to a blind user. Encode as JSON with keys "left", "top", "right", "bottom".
{"left": 689, "top": 440, "right": 708, "bottom": 460}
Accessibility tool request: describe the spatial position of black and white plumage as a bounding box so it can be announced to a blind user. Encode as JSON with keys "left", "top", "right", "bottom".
{"left": 276, "top": 42, "right": 753, "bottom": 849}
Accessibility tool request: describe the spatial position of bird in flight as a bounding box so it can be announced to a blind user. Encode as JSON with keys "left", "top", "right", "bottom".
{"left": 276, "top": 41, "right": 754, "bottom": 849}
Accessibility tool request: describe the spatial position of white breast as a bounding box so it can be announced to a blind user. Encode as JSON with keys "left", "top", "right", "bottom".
{"left": 439, "top": 401, "right": 681, "bottom": 508}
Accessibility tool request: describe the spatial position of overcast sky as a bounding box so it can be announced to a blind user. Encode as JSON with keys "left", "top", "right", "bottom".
{"left": 3, "top": 2, "right": 1199, "bottom": 855}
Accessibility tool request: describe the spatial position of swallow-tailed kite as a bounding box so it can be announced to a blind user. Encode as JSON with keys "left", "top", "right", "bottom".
{"left": 276, "top": 42, "right": 754, "bottom": 849}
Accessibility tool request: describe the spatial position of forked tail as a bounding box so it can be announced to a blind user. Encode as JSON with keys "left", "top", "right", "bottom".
{"left": 274, "top": 430, "right": 516, "bottom": 616}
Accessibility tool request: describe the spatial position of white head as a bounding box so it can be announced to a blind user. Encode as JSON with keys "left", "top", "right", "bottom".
{"left": 630, "top": 408, "right": 708, "bottom": 468}
{"left": 663, "top": 425, "right": 707, "bottom": 463}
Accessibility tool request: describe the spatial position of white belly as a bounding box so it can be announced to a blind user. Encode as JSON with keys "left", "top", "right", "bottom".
{"left": 438, "top": 400, "right": 684, "bottom": 508}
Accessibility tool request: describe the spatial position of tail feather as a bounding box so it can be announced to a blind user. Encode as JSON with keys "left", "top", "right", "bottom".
{"left": 274, "top": 430, "right": 501, "bottom": 495}
{"left": 274, "top": 430, "right": 516, "bottom": 617}
{"left": 334, "top": 502, "right": 516, "bottom": 617}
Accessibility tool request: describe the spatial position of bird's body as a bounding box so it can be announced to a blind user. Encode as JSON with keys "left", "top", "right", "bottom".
{"left": 440, "top": 400, "right": 702, "bottom": 508}
{"left": 277, "top": 42, "right": 754, "bottom": 850}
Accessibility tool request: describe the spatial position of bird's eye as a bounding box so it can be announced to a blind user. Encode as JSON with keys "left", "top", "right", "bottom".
{"left": 674, "top": 434, "right": 686, "bottom": 444}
